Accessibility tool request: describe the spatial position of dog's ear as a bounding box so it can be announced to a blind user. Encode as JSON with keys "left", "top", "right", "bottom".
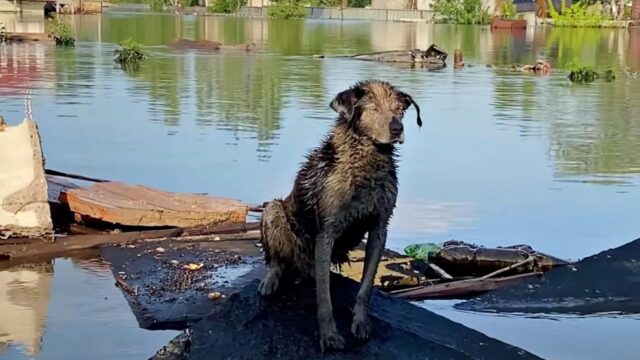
{"left": 330, "top": 86, "right": 365, "bottom": 121}
{"left": 398, "top": 91, "right": 423, "bottom": 128}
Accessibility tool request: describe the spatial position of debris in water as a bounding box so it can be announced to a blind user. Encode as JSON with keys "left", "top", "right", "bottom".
{"left": 156, "top": 247, "right": 166, "bottom": 253}
{"left": 170, "top": 260, "right": 180, "bottom": 266}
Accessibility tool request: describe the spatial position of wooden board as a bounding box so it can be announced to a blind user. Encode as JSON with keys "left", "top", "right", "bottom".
{"left": 61, "top": 182, "right": 248, "bottom": 227}
{"left": 394, "top": 272, "right": 543, "bottom": 301}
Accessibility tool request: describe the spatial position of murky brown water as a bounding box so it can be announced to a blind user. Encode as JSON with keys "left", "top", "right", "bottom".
{"left": 1, "top": 11, "right": 640, "bottom": 359}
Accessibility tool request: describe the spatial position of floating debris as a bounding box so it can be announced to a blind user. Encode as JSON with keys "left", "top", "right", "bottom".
{"left": 568, "top": 66, "right": 616, "bottom": 83}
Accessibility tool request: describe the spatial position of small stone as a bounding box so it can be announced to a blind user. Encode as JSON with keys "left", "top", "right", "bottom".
{"left": 214, "top": 236, "right": 221, "bottom": 241}
{"left": 170, "top": 260, "right": 180, "bottom": 266}
{"left": 155, "top": 247, "right": 166, "bottom": 253}
{"left": 255, "top": 243, "right": 263, "bottom": 248}
{"left": 234, "top": 255, "right": 242, "bottom": 261}
{"left": 208, "top": 292, "right": 223, "bottom": 300}
{"left": 214, "top": 249, "right": 222, "bottom": 254}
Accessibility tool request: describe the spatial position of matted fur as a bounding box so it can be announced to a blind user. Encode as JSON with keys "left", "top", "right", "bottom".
{"left": 258, "top": 80, "right": 422, "bottom": 352}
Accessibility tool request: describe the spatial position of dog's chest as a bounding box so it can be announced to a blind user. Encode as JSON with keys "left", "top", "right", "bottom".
{"left": 324, "top": 160, "right": 398, "bottom": 220}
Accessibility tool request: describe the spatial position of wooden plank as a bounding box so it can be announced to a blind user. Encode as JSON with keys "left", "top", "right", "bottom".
{"left": 393, "top": 272, "right": 543, "bottom": 301}
{"left": 46, "top": 175, "right": 79, "bottom": 205}
{"left": 0, "top": 221, "right": 261, "bottom": 261}
{"left": 61, "top": 182, "right": 249, "bottom": 227}
{"left": 428, "top": 262, "right": 453, "bottom": 280}
{"left": 480, "top": 256, "right": 534, "bottom": 280}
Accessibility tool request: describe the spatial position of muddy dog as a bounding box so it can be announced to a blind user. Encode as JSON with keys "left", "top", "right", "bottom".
{"left": 258, "top": 80, "right": 422, "bottom": 352}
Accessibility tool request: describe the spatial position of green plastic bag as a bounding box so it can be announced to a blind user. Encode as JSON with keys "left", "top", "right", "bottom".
{"left": 404, "top": 243, "right": 441, "bottom": 260}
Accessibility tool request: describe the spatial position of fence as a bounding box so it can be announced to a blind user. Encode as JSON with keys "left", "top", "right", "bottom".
{"left": 238, "top": 6, "right": 433, "bottom": 22}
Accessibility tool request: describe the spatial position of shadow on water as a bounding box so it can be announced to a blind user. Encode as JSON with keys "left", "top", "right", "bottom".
{"left": 1, "top": 12, "right": 640, "bottom": 360}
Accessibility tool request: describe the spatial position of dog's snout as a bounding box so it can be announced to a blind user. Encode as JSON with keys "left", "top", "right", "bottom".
{"left": 389, "top": 119, "right": 403, "bottom": 136}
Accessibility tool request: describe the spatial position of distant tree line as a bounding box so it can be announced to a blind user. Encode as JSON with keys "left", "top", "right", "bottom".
{"left": 309, "top": 0, "right": 371, "bottom": 7}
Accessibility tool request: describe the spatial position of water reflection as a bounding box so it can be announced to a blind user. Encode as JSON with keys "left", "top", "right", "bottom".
{"left": 0, "top": 258, "right": 177, "bottom": 360}
{"left": 0, "top": 14, "right": 639, "bottom": 260}
{"left": 0, "top": 263, "right": 53, "bottom": 357}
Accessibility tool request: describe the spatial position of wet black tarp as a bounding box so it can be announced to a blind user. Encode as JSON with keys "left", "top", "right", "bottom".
{"left": 103, "top": 241, "right": 543, "bottom": 359}
{"left": 184, "top": 276, "right": 542, "bottom": 360}
{"left": 456, "top": 238, "right": 640, "bottom": 314}
{"left": 101, "top": 240, "right": 264, "bottom": 330}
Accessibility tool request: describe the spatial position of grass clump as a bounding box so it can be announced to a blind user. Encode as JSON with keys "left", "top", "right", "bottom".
{"left": 114, "top": 38, "right": 148, "bottom": 71}
{"left": 431, "top": 0, "right": 491, "bottom": 25}
{"left": 49, "top": 17, "right": 75, "bottom": 46}
{"left": 567, "top": 64, "right": 616, "bottom": 83}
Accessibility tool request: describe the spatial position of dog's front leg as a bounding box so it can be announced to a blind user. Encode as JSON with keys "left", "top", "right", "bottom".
{"left": 315, "top": 228, "right": 345, "bottom": 352}
{"left": 351, "top": 224, "right": 387, "bottom": 340}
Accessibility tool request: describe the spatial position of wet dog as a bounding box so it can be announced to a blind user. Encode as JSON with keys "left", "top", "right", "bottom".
{"left": 258, "top": 80, "right": 422, "bottom": 352}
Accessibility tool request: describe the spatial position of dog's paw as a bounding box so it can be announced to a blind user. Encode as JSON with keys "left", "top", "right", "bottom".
{"left": 351, "top": 315, "right": 372, "bottom": 340}
{"left": 257, "top": 276, "right": 279, "bottom": 296}
{"left": 319, "top": 330, "right": 346, "bottom": 353}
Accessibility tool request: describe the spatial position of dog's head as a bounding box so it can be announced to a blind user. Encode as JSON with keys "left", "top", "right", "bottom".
{"left": 330, "top": 80, "right": 422, "bottom": 145}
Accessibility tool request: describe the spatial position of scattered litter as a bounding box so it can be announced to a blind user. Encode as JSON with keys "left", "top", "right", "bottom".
{"left": 207, "top": 292, "right": 223, "bottom": 300}
{"left": 183, "top": 263, "right": 204, "bottom": 271}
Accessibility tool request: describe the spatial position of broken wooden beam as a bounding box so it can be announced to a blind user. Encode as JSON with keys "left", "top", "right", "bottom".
{"left": 0, "top": 221, "right": 260, "bottom": 262}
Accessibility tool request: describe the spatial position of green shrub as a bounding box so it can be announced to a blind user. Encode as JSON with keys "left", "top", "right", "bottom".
{"left": 149, "top": 0, "right": 167, "bottom": 11}
{"left": 431, "top": 0, "right": 491, "bottom": 25}
{"left": 49, "top": 17, "right": 75, "bottom": 46}
{"left": 114, "top": 38, "right": 148, "bottom": 71}
{"left": 499, "top": 0, "right": 517, "bottom": 19}
{"left": 268, "top": 1, "right": 307, "bottom": 19}
{"left": 547, "top": 0, "right": 608, "bottom": 27}
{"left": 207, "top": 0, "right": 246, "bottom": 13}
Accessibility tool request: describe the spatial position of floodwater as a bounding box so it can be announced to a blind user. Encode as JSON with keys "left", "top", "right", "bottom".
{"left": 1, "top": 11, "right": 640, "bottom": 359}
